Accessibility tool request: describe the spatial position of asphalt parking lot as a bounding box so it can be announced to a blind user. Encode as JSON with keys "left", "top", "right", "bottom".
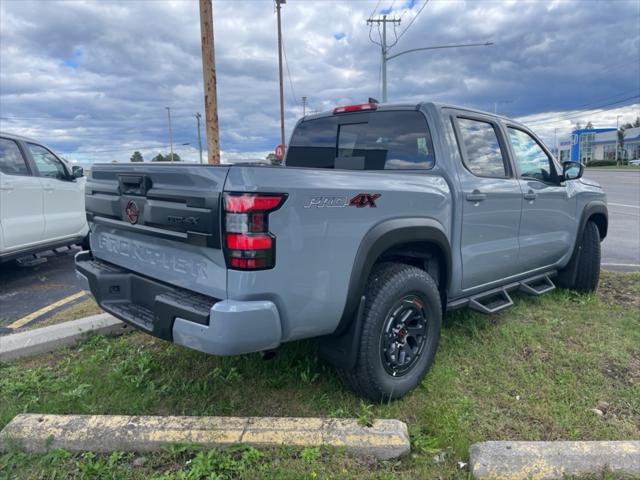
{"left": 0, "top": 168, "right": 638, "bottom": 329}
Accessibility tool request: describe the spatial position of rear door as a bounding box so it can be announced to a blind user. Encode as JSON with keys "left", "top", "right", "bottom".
{"left": 85, "top": 163, "right": 230, "bottom": 299}
{"left": 26, "top": 142, "right": 86, "bottom": 240}
{"left": 451, "top": 113, "right": 523, "bottom": 290}
{"left": 0, "top": 137, "right": 45, "bottom": 250}
{"left": 504, "top": 126, "right": 577, "bottom": 270}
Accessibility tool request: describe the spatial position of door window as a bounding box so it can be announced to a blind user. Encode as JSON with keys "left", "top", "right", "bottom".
{"left": 27, "top": 143, "right": 68, "bottom": 180}
{"left": 0, "top": 138, "right": 30, "bottom": 176}
{"left": 456, "top": 118, "right": 508, "bottom": 177}
{"left": 507, "top": 128, "right": 558, "bottom": 183}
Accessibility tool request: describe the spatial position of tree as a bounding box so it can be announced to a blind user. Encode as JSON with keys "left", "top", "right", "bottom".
{"left": 151, "top": 153, "right": 181, "bottom": 162}
{"left": 633, "top": 116, "right": 640, "bottom": 128}
{"left": 584, "top": 121, "right": 593, "bottom": 130}
{"left": 266, "top": 153, "right": 281, "bottom": 165}
{"left": 130, "top": 151, "right": 143, "bottom": 162}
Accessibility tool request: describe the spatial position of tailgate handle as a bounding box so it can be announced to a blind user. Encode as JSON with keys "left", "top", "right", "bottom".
{"left": 118, "top": 175, "right": 150, "bottom": 195}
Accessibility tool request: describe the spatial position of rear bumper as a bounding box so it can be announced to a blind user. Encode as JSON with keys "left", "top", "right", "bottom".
{"left": 75, "top": 251, "right": 281, "bottom": 355}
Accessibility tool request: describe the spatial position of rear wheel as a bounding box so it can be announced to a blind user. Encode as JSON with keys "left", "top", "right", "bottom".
{"left": 337, "top": 262, "right": 442, "bottom": 401}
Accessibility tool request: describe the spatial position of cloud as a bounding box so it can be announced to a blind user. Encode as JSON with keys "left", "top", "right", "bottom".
{"left": 0, "top": 0, "right": 638, "bottom": 163}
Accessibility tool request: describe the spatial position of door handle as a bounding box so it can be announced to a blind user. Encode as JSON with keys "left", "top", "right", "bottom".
{"left": 0, "top": 183, "right": 13, "bottom": 191}
{"left": 524, "top": 190, "right": 537, "bottom": 201}
{"left": 466, "top": 190, "right": 486, "bottom": 202}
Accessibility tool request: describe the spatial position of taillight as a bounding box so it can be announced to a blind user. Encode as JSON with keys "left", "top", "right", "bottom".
{"left": 333, "top": 103, "right": 377, "bottom": 114}
{"left": 223, "top": 193, "right": 286, "bottom": 270}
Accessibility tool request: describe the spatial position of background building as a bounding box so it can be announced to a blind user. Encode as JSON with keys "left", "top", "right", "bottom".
{"left": 557, "top": 127, "right": 640, "bottom": 164}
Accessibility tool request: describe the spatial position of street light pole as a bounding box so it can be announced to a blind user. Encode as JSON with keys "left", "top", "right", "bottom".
{"left": 616, "top": 115, "right": 621, "bottom": 166}
{"left": 276, "top": 0, "right": 286, "bottom": 149}
{"left": 165, "top": 107, "right": 174, "bottom": 162}
{"left": 195, "top": 112, "right": 203, "bottom": 164}
{"left": 380, "top": 41, "right": 494, "bottom": 102}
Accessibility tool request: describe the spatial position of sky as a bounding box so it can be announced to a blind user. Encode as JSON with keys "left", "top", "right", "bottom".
{"left": 0, "top": 0, "right": 639, "bottom": 164}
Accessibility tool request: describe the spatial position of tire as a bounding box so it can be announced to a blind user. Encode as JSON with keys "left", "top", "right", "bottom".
{"left": 81, "top": 234, "right": 91, "bottom": 251}
{"left": 572, "top": 220, "right": 601, "bottom": 292}
{"left": 337, "top": 262, "right": 442, "bottom": 401}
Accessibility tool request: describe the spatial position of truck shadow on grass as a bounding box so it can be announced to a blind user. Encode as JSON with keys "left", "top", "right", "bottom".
{"left": 1, "top": 273, "right": 638, "bottom": 477}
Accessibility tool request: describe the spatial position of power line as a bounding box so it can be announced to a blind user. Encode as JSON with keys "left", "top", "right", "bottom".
{"left": 525, "top": 95, "right": 640, "bottom": 126}
{"left": 395, "top": 0, "right": 429, "bottom": 44}
{"left": 368, "top": 0, "right": 382, "bottom": 18}
{"left": 281, "top": 34, "right": 300, "bottom": 107}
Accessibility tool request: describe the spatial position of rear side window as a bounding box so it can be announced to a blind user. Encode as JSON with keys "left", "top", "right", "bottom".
{"left": 287, "top": 111, "right": 435, "bottom": 170}
{"left": 0, "top": 138, "right": 29, "bottom": 176}
{"left": 457, "top": 118, "right": 508, "bottom": 178}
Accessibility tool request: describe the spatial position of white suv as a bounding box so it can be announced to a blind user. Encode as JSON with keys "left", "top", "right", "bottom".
{"left": 0, "top": 132, "right": 88, "bottom": 262}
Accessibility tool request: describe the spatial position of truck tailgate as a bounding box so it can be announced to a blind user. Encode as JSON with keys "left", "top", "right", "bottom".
{"left": 85, "top": 163, "right": 229, "bottom": 299}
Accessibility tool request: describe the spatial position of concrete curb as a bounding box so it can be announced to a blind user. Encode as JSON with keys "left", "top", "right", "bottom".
{"left": 0, "top": 414, "right": 410, "bottom": 460}
{"left": 470, "top": 440, "right": 640, "bottom": 479}
{"left": 0, "top": 314, "right": 130, "bottom": 362}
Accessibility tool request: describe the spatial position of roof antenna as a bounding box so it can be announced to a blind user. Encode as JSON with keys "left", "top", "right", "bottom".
{"left": 368, "top": 97, "right": 380, "bottom": 104}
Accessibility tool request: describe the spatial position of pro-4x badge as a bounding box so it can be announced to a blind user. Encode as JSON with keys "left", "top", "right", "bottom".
{"left": 349, "top": 193, "right": 381, "bottom": 208}
{"left": 304, "top": 193, "right": 381, "bottom": 209}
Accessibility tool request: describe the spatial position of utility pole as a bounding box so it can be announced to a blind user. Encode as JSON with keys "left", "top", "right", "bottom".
{"left": 302, "top": 96, "right": 307, "bottom": 117}
{"left": 165, "top": 107, "right": 174, "bottom": 162}
{"left": 199, "top": 0, "right": 221, "bottom": 164}
{"left": 367, "top": 15, "right": 400, "bottom": 103}
{"left": 276, "top": 0, "right": 286, "bottom": 149}
{"left": 554, "top": 128, "right": 558, "bottom": 157}
{"left": 195, "top": 112, "right": 203, "bottom": 164}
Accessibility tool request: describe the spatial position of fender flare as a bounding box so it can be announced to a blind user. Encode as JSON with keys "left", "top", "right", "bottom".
{"left": 557, "top": 201, "right": 608, "bottom": 287}
{"left": 318, "top": 218, "right": 451, "bottom": 370}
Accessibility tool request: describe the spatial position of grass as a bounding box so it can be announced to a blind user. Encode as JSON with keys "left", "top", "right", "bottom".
{"left": 1, "top": 272, "right": 639, "bottom": 479}
{"left": 586, "top": 164, "right": 640, "bottom": 169}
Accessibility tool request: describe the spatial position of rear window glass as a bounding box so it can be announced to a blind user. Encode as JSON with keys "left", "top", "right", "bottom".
{"left": 286, "top": 111, "right": 435, "bottom": 170}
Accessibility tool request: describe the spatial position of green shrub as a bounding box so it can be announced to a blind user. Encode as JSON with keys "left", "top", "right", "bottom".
{"left": 587, "top": 159, "right": 617, "bottom": 167}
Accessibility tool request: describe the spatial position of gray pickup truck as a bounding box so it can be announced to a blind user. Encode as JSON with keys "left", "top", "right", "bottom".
{"left": 75, "top": 101, "right": 607, "bottom": 400}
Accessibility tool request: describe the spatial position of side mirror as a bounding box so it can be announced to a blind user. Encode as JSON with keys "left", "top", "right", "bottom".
{"left": 562, "top": 161, "right": 583, "bottom": 181}
{"left": 71, "top": 165, "right": 84, "bottom": 178}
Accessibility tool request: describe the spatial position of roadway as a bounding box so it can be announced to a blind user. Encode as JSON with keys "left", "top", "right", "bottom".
{"left": 0, "top": 168, "right": 638, "bottom": 328}
{"left": 585, "top": 169, "right": 640, "bottom": 271}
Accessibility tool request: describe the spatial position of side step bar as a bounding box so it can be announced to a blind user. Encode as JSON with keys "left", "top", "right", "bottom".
{"left": 520, "top": 274, "right": 555, "bottom": 296}
{"left": 469, "top": 288, "right": 514, "bottom": 314}
{"left": 448, "top": 271, "right": 557, "bottom": 315}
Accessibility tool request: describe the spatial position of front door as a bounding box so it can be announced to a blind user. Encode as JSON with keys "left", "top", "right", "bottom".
{"left": 453, "top": 115, "right": 523, "bottom": 291}
{"left": 0, "top": 137, "right": 45, "bottom": 250}
{"left": 26, "top": 142, "right": 86, "bottom": 241}
{"left": 505, "top": 126, "right": 577, "bottom": 270}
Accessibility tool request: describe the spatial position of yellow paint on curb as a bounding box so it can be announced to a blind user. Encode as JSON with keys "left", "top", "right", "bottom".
{"left": 7, "top": 291, "right": 87, "bottom": 329}
{"left": 0, "top": 414, "right": 410, "bottom": 460}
